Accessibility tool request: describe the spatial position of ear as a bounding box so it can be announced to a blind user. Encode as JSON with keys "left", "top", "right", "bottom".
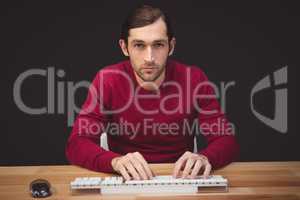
{"left": 119, "top": 39, "right": 129, "bottom": 56}
{"left": 168, "top": 37, "right": 176, "bottom": 56}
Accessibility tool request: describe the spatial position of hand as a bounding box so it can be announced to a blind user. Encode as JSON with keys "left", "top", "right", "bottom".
{"left": 173, "top": 151, "right": 211, "bottom": 179}
{"left": 111, "top": 152, "right": 154, "bottom": 181}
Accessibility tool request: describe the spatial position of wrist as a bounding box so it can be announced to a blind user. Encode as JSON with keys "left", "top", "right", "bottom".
{"left": 111, "top": 156, "right": 121, "bottom": 170}
{"left": 199, "top": 154, "right": 209, "bottom": 162}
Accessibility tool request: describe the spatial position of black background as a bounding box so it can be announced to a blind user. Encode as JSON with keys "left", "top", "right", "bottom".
{"left": 1, "top": 1, "right": 299, "bottom": 166}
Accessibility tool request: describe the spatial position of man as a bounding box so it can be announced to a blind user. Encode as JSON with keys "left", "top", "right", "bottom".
{"left": 65, "top": 5, "right": 239, "bottom": 181}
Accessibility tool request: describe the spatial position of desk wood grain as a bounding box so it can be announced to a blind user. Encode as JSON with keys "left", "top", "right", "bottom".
{"left": 0, "top": 162, "right": 299, "bottom": 200}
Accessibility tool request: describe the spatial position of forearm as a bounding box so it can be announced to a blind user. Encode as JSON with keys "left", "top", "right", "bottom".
{"left": 65, "top": 114, "right": 121, "bottom": 172}
{"left": 199, "top": 134, "right": 240, "bottom": 169}
{"left": 65, "top": 131, "right": 120, "bottom": 172}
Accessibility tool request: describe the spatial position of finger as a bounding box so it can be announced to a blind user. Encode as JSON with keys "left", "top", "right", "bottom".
{"left": 173, "top": 153, "right": 189, "bottom": 178}
{"left": 129, "top": 156, "right": 148, "bottom": 180}
{"left": 124, "top": 161, "right": 141, "bottom": 180}
{"left": 118, "top": 164, "right": 131, "bottom": 181}
{"left": 182, "top": 158, "right": 196, "bottom": 178}
{"left": 189, "top": 159, "right": 203, "bottom": 179}
{"left": 173, "top": 159, "right": 185, "bottom": 178}
{"left": 134, "top": 152, "right": 154, "bottom": 179}
{"left": 202, "top": 161, "right": 212, "bottom": 179}
{"left": 134, "top": 152, "right": 154, "bottom": 178}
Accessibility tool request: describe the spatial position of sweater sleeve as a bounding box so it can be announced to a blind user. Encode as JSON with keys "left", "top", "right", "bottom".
{"left": 65, "top": 71, "right": 121, "bottom": 173}
{"left": 194, "top": 68, "right": 240, "bottom": 169}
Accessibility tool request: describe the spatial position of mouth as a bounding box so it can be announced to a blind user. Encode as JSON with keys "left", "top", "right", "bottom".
{"left": 143, "top": 67, "right": 156, "bottom": 70}
{"left": 140, "top": 64, "right": 159, "bottom": 75}
{"left": 142, "top": 66, "right": 158, "bottom": 70}
{"left": 142, "top": 68, "right": 157, "bottom": 73}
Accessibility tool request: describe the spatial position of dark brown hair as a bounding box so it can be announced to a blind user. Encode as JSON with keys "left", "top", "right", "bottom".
{"left": 120, "top": 5, "right": 174, "bottom": 43}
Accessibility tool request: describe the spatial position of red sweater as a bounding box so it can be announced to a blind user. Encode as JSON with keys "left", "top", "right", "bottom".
{"left": 65, "top": 59, "right": 240, "bottom": 172}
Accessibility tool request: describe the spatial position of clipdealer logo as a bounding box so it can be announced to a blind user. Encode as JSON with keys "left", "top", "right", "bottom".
{"left": 12, "top": 65, "right": 288, "bottom": 134}
{"left": 13, "top": 67, "right": 90, "bottom": 126}
{"left": 250, "top": 66, "right": 288, "bottom": 134}
{"left": 12, "top": 66, "right": 236, "bottom": 127}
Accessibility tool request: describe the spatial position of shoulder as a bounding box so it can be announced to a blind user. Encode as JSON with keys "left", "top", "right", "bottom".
{"left": 168, "top": 59, "right": 209, "bottom": 82}
{"left": 93, "top": 60, "right": 132, "bottom": 82}
{"left": 96, "top": 60, "right": 130, "bottom": 76}
{"left": 87, "top": 60, "right": 132, "bottom": 91}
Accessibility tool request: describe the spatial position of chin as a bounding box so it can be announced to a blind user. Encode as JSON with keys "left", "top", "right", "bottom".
{"left": 142, "top": 78, "right": 155, "bottom": 82}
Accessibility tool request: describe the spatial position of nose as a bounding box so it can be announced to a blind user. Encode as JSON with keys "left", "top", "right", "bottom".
{"left": 144, "top": 47, "right": 154, "bottom": 63}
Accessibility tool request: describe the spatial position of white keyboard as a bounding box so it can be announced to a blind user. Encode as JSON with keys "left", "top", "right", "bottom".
{"left": 70, "top": 175, "right": 228, "bottom": 194}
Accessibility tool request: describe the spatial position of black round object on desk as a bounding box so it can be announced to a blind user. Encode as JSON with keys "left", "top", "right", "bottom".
{"left": 29, "top": 179, "right": 52, "bottom": 198}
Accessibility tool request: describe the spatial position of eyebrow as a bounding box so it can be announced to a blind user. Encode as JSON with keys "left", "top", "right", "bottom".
{"left": 131, "top": 39, "right": 168, "bottom": 44}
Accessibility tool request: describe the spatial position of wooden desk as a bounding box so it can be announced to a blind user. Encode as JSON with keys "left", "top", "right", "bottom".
{"left": 0, "top": 162, "right": 299, "bottom": 200}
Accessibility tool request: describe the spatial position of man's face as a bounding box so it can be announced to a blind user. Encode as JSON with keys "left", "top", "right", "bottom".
{"left": 120, "top": 18, "right": 175, "bottom": 82}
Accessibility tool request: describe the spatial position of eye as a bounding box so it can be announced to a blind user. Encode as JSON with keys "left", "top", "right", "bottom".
{"left": 153, "top": 43, "right": 165, "bottom": 48}
{"left": 134, "top": 43, "right": 145, "bottom": 49}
